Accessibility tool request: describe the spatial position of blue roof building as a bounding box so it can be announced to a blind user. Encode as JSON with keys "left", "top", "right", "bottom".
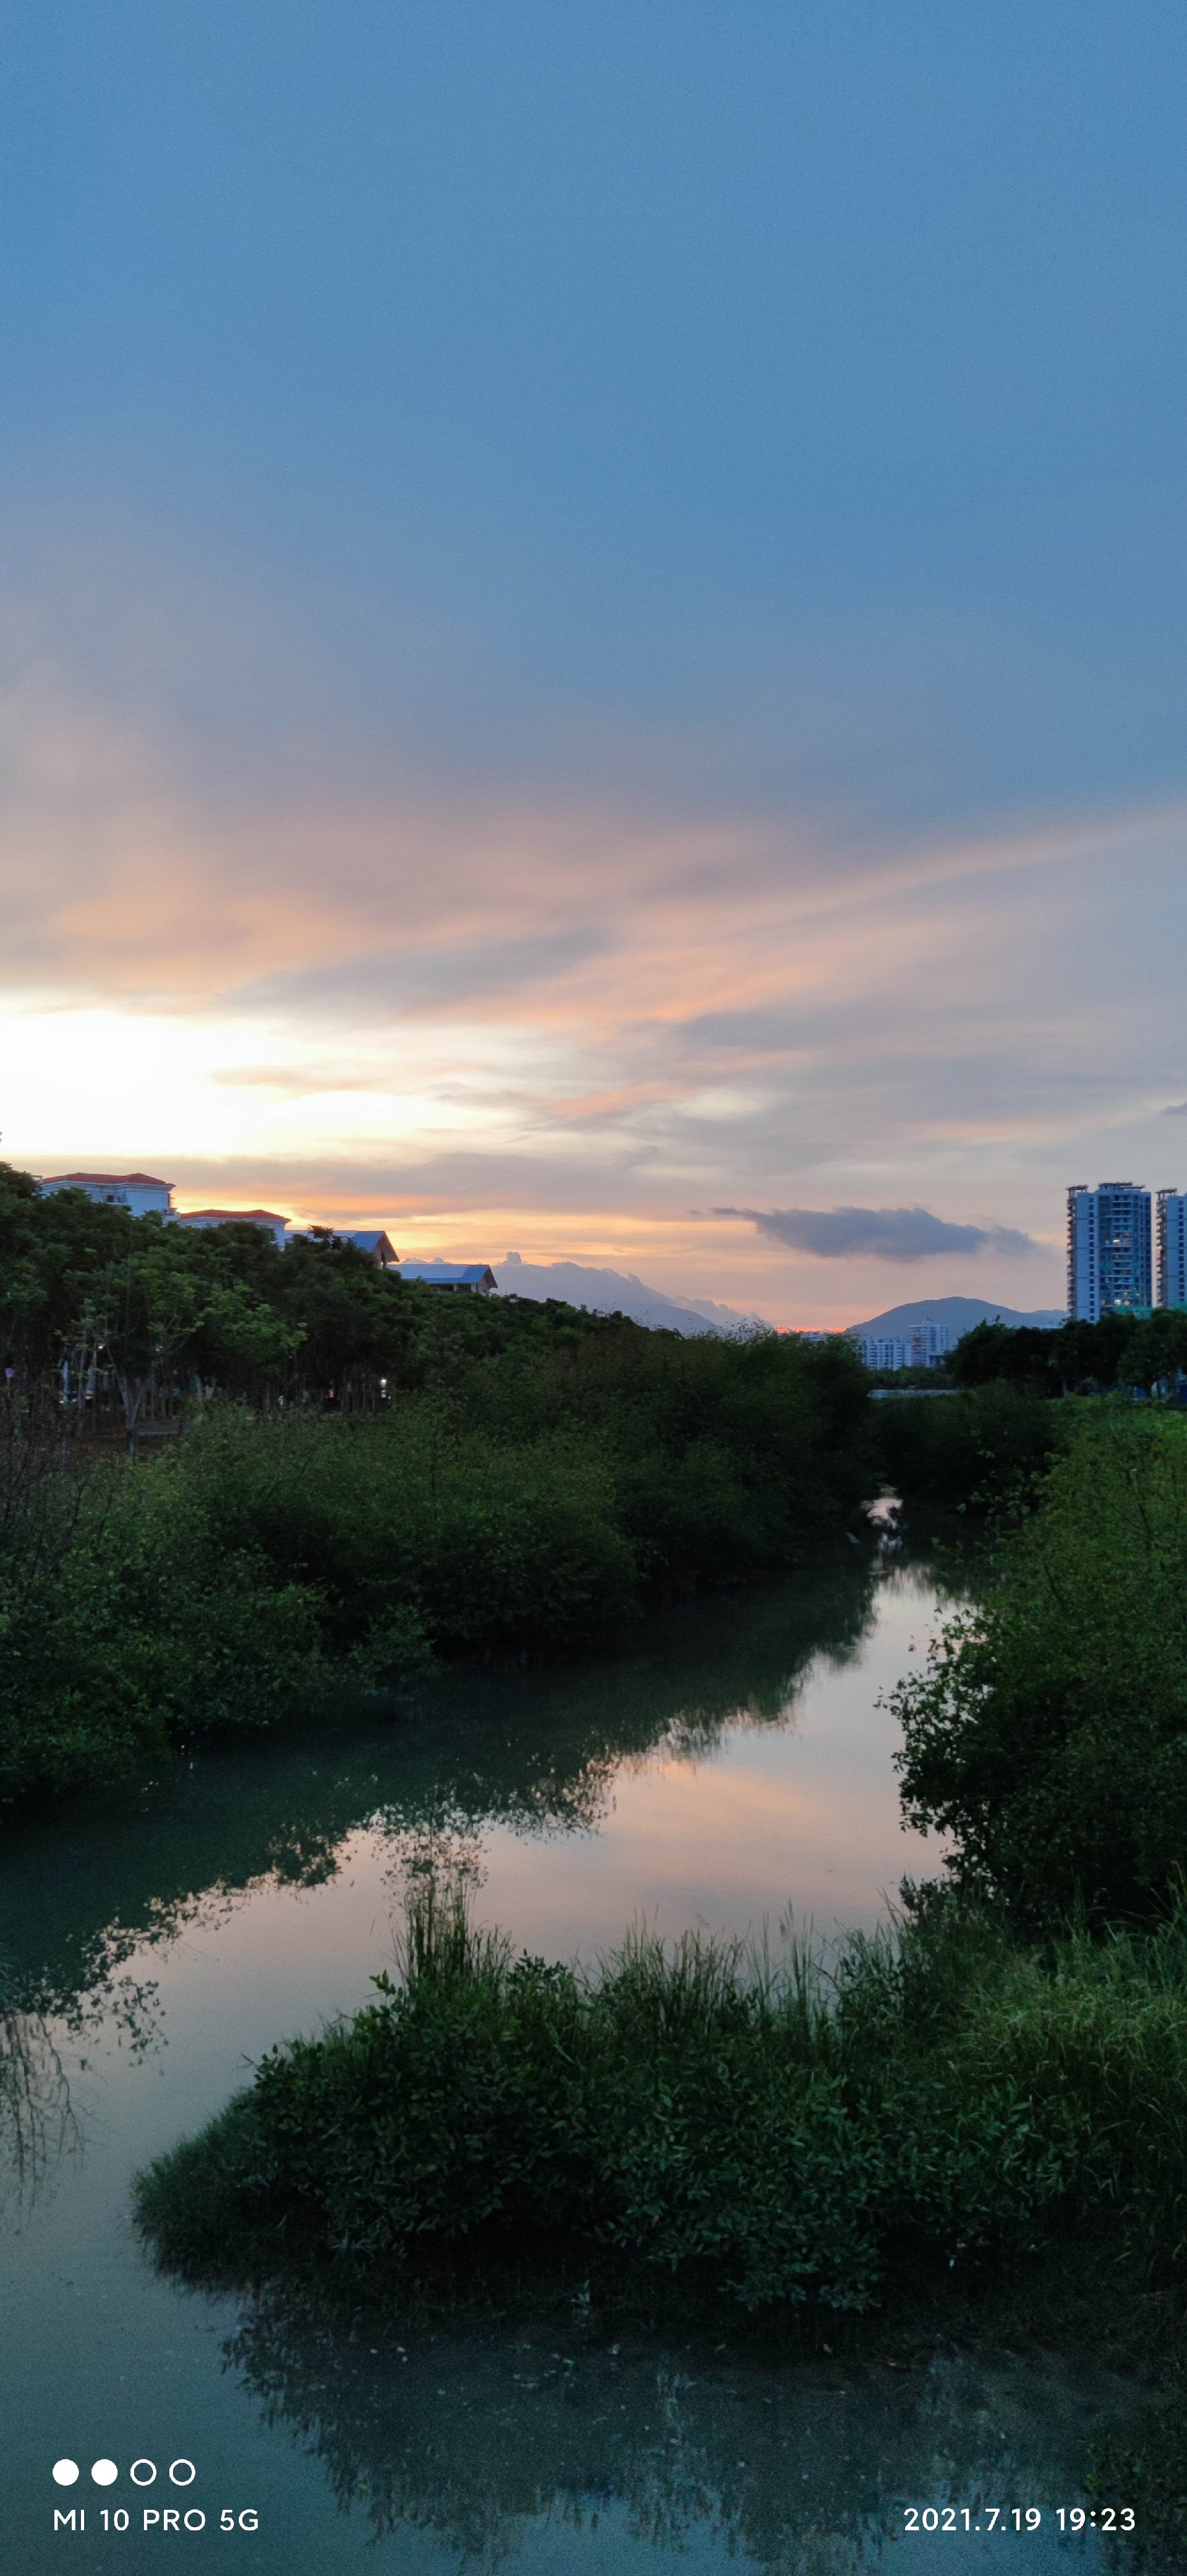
{"left": 398, "top": 1262, "right": 496, "bottom": 1296}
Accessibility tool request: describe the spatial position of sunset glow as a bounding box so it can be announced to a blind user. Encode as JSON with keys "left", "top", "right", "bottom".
{"left": 3, "top": 7, "right": 1186, "bottom": 1326}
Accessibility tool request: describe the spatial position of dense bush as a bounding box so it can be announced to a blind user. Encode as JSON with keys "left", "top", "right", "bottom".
{"left": 0, "top": 1413, "right": 326, "bottom": 1803}
{"left": 948, "top": 1308, "right": 1187, "bottom": 1398}
{"left": 172, "top": 1403, "right": 636, "bottom": 1666}
{"left": 135, "top": 1879, "right": 1187, "bottom": 2316}
{"left": 872, "top": 1382, "right": 1067, "bottom": 1505}
{"left": 0, "top": 1318, "right": 875, "bottom": 1804}
{"left": 893, "top": 1412, "right": 1187, "bottom": 1927}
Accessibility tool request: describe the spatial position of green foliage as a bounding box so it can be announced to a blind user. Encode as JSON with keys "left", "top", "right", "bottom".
{"left": 947, "top": 1320, "right": 1065, "bottom": 1392}
{"left": 0, "top": 1411, "right": 326, "bottom": 1804}
{"left": 873, "top": 1382, "right": 1066, "bottom": 1505}
{"left": 0, "top": 1160, "right": 669, "bottom": 1403}
{"left": 1050, "top": 1311, "right": 1148, "bottom": 1393}
{"left": 134, "top": 1880, "right": 1187, "bottom": 2318}
{"left": 893, "top": 1412, "right": 1187, "bottom": 1925}
{"left": 1117, "top": 1306, "right": 1187, "bottom": 1392}
{"left": 945, "top": 1306, "right": 1187, "bottom": 1399}
{"left": 0, "top": 1293, "right": 874, "bottom": 1803}
{"left": 173, "top": 1403, "right": 636, "bottom": 1661}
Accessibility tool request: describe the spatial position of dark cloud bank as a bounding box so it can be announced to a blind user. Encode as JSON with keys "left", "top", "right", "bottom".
{"left": 717, "top": 1205, "right": 1036, "bottom": 1263}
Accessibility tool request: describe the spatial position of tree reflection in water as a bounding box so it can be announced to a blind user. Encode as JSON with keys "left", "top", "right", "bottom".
{"left": 221, "top": 2273, "right": 1125, "bottom": 2571}
{"left": 0, "top": 1545, "right": 901, "bottom": 2032}
{"left": 0, "top": 2001, "right": 80, "bottom": 2214}
{"left": 0, "top": 1962, "right": 163, "bottom": 2213}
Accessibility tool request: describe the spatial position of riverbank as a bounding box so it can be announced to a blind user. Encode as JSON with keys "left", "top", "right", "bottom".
{"left": 133, "top": 1875, "right": 1187, "bottom": 2545}
{"left": 0, "top": 1322, "right": 877, "bottom": 1806}
{"left": 131, "top": 1406, "right": 1187, "bottom": 2541}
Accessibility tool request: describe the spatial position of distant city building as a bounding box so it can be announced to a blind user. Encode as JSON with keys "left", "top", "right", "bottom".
{"left": 174, "top": 1207, "right": 290, "bottom": 1248}
{"left": 37, "top": 1170, "right": 174, "bottom": 1218}
{"left": 1066, "top": 1184, "right": 1152, "bottom": 1320}
{"left": 398, "top": 1262, "right": 496, "bottom": 1296}
{"left": 1157, "top": 1189, "right": 1187, "bottom": 1311}
{"left": 849, "top": 1320, "right": 949, "bottom": 1372}
{"left": 853, "top": 1335, "right": 907, "bottom": 1371}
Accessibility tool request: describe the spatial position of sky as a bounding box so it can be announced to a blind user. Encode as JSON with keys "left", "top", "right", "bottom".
{"left": 2, "top": 1, "right": 1186, "bottom": 1327}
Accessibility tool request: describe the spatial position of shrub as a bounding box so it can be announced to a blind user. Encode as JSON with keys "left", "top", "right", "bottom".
{"left": 873, "top": 1383, "right": 1066, "bottom": 1507}
{"left": 137, "top": 1881, "right": 1187, "bottom": 2318}
{"left": 0, "top": 1431, "right": 326, "bottom": 1803}
{"left": 0, "top": 1317, "right": 877, "bottom": 1804}
{"left": 893, "top": 1411, "right": 1187, "bottom": 1925}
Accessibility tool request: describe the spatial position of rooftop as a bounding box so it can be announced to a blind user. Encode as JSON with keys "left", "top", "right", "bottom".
{"left": 399, "top": 1262, "right": 497, "bottom": 1288}
{"left": 175, "top": 1207, "right": 288, "bottom": 1223}
{"left": 40, "top": 1170, "right": 172, "bottom": 1187}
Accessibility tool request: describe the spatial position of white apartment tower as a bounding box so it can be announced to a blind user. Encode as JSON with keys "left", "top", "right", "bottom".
{"left": 1157, "top": 1189, "right": 1187, "bottom": 1310}
{"left": 1066, "top": 1184, "right": 1152, "bottom": 1320}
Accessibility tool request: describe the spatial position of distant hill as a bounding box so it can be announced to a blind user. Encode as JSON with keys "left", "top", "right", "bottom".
{"left": 848, "top": 1295, "right": 1065, "bottom": 1340}
{"left": 495, "top": 1254, "right": 769, "bottom": 1338}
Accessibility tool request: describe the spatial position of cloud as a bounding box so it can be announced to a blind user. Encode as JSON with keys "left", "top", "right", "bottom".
{"left": 235, "top": 928, "right": 613, "bottom": 1024}
{"left": 1162, "top": 1100, "right": 1187, "bottom": 1116}
{"left": 715, "top": 1204, "right": 1037, "bottom": 1262}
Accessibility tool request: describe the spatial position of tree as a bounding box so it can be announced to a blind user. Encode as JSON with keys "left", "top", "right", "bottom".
{"left": 1117, "top": 1308, "right": 1187, "bottom": 1395}
{"left": 77, "top": 1233, "right": 211, "bottom": 1445}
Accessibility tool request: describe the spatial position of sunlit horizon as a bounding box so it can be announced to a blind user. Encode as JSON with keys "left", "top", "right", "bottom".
{"left": 3, "top": 6, "right": 1185, "bottom": 1330}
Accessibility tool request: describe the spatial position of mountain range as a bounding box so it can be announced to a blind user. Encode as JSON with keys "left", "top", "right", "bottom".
{"left": 849, "top": 1295, "right": 1064, "bottom": 1338}
{"left": 495, "top": 1254, "right": 767, "bottom": 1338}
{"left": 492, "top": 1268, "right": 1064, "bottom": 1344}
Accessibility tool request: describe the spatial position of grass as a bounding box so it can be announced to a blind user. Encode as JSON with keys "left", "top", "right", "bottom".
{"left": 134, "top": 1878, "right": 1187, "bottom": 2334}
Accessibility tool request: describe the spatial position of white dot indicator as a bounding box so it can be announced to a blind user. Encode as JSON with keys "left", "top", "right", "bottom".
{"left": 91, "top": 2459, "right": 119, "bottom": 2486}
{"left": 53, "top": 2461, "right": 80, "bottom": 2486}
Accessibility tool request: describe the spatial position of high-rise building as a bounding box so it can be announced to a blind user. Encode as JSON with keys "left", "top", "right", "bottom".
{"left": 849, "top": 1321, "right": 949, "bottom": 1372}
{"left": 1157, "top": 1189, "right": 1187, "bottom": 1310}
{"left": 1066, "top": 1184, "right": 1152, "bottom": 1320}
{"left": 908, "top": 1319, "right": 950, "bottom": 1367}
{"left": 853, "top": 1334, "right": 907, "bottom": 1371}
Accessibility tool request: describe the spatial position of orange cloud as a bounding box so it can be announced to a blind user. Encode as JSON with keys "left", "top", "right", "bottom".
{"left": 5, "top": 657, "right": 1187, "bottom": 1323}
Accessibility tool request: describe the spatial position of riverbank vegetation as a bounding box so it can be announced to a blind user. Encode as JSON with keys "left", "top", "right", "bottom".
{"left": 0, "top": 1215, "right": 875, "bottom": 1804}
{"left": 136, "top": 1872, "right": 1187, "bottom": 2330}
{"left": 135, "top": 1403, "right": 1187, "bottom": 2539}
{"left": 874, "top": 1299, "right": 1187, "bottom": 1505}
{"left": 948, "top": 1306, "right": 1187, "bottom": 1399}
{"left": 894, "top": 1411, "right": 1187, "bottom": 1930}
{"left": 872, "top": 1380, "right": 1068, "bottom": 1504}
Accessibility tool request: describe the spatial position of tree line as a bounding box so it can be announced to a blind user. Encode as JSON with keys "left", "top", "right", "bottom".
{"left": 0, "top": 1162, "right": 880, "bottom": 1806}
{"left": 0, "top": 1161, "right": 667, "bottom": 1437}
{"left": 947, "top": 1306, "right": 1187, "bottom": 1397}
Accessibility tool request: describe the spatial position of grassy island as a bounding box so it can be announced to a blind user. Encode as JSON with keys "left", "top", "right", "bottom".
{"left": 136, "top": 1873, "right": 1187, "bottom": 2326}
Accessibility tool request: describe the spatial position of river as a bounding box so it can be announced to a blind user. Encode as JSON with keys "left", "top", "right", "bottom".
{"left": 0, "top": 1530, "right": 1165, "bottom": 2570}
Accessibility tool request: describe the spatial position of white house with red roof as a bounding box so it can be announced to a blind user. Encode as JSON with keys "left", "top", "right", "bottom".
{"left": 174, "top": 1207, "right": 291, "bottom": 1249}
{"left": 37, "top": 1170, "right": 174, "bottom": 1218}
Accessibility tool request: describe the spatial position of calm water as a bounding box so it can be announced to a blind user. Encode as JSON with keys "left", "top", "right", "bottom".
{"left": 0, "top": 1539, "right": 1164, "bottom": 2570}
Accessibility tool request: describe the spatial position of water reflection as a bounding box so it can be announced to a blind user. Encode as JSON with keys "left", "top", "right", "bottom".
{"left": 1, "top": 1530, "right": 1172, "bottom": 2575}
{"left": 0, "top": 1539, "right": 924, "bottom": 2026}
{"left": 0, "top": 2004, "right": 80, "bottom": 2214}
{"left": 0, "top": 1959, "right": 164, "bottom": 2217}
{"left": 224, "top": 2279, "right": 1144, "bottom": 2570}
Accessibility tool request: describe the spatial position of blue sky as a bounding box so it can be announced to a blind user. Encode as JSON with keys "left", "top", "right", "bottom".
{"left": 2, "top": 2, "right": 1185, "bottom": 1321}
